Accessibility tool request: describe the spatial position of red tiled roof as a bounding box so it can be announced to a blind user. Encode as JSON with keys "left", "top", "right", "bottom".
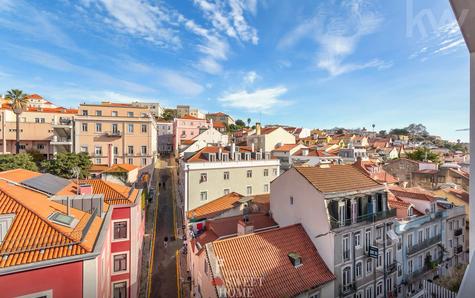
{"left": 273, "top": 144, "right": 300, "bottom": 152}
{"left": 212, "top": 121, "right": 226, "bottom": 128}
{"left": 89, "top": 164, "right": 110, "bottom": 173}
{"left": 1, "top": 103, "right": 77, "bottom": 114}
{"left": 294, "top": 165, "right": 382, "bottom": 194}
{"left": 181, "top": 114, "right": 205, "bottom": 120}
{"left": 102, "top": 164, "right": 139, "bottom": 173}
{"left": 208, "top": 224, "right": 336, "bottom": 297}
{"left": 27, "top": 93, "right": 43, "bottom": 99}
{"left": 187, "top": 192, "right": 243, "bottom": 220}
{"left": 389, "top": 186, "right": 437, "bottom": 202}
{"left": 293, "top": 149, "right": 337, "bottom": 157}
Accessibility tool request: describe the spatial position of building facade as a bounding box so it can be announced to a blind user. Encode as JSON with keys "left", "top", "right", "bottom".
{"left": 179, "top": 144, "right": 280, "bottom": 212}
{"left": 74, "top": 102, "right": 158, "bottom": 167}
{"left": 157, "top": 120, "right": 173, "bottom": 153}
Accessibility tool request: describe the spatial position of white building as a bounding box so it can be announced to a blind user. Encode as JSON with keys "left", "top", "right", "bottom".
{"left": 157, "top": 120, "right": 173, "bottom": 153}
{"left": 246, "top": 123, "right": 296, "bottom": 152}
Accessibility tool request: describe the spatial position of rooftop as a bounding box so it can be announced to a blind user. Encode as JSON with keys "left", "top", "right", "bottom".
{"left": 207, "top": 224, "right": 335, "bottom": 297}
{"left": 294, "top": 165, "right": 382, "bottom": 194}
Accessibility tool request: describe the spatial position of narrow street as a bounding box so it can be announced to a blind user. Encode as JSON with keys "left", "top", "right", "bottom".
{"left": 149, "top": 157, "right": 183, "bottom": 298}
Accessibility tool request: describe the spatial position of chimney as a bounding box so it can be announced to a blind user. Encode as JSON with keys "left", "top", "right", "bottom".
{"left": 251, "top": 143, "right": 255, "bottom": 152}
{"left": 256, "top": 122, "right": 261, "bottom": 135}
{"left": 237, "top": 216, "right": 254, "bottom": 236}
{"left": 79, "top": 184, "right": 93, "bottom": 195}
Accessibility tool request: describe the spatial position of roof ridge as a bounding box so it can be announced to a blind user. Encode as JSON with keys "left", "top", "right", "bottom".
{"left": 211, "top": 223, "right": 296, "bottom": 244}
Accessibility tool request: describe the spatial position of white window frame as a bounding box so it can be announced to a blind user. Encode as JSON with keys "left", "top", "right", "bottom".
{"left": 112, "top": 279, "right": 128, "bottom": 298}
{"left": 355, "top": 261, "right": 363, "bottom": 280}
{"left": 112, "top": 219, "right": 130, "bottom": 242}
{"left": 366, "top": 285, "right": 373, "bottom": 298}
{"left": 264, "top": 184, "right": 269, "bottom": 193}
{"left": 246, "top": 185, "right": 252, "bottom": 195}
{"left": 354, "top": 231, "right": 361, "bottom": 248}
{"left": 17, "top": 290, "right": 53, "bottom": 298}
{"left": 112, "top": 251, "right": 129, "bottom": 275}
{"left": 200, "top": 191, "right": 208, "bottom": 201}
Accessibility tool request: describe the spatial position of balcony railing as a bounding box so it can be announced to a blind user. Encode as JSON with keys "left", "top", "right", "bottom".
{"left": 454, "top": 245, "right": 463, "bottom": 255}
{"left": 406, "top": 256, "right": 442, "bottom": 283}
{"left": 386, "top": 261, "right": 397, "bottom": 274}
{"left": 454, "top": 228, "right": 463, "bottom": 237}
{"left": 330, "top": 208, "right": 396, "bottom": 229}
{"left": 105, "top": 131, "right": 122, "bottom": 137}
{"left": 340, "top": 282, "right": 356, "bottom": 296}
{"left": 407, "top": 234, "right": 442, "bottom": 255}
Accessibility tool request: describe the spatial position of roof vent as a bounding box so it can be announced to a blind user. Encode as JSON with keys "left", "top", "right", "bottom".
{"left": 288, "top": 252, "right": 303, "bottom": 268}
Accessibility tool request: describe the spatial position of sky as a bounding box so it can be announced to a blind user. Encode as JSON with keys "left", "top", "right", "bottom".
{"left": 0, "top": 0, "right": 470, "bottom": 141}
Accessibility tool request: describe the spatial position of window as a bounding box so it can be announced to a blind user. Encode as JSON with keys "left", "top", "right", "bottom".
{"left": 246, "top": 170, "right": 252, "bottom": 178}
{"left": 113, "top": 254, "right": 127, "bottom": 272}
{"left": 96, "top": 158, "right": 101, "bottom": 164}
{"left": 96, "top": 123, "right": 102, "bottom": 132}
{"left": 128, "top": 124, "right": 134, "bottom": 133}
{"left": 141, "top": 146, "right": 147, "bottom": 155}
{"left": 113, "top": 146, "right": 118, "bottom": 155}
{"left": 82, "top": 123, "right": 88, "bottom": 132}
{"left": 142, "top": 158, "right": 147, "bottom": 166}
{"left": 355, "top": 291, "right": 363, "bottom": 298}
{"left": 449, "top": 221, "right": 453, "bottom": 230}
{"left": 342, "top": 266, "right": 351, "bottom": 286}
{"left": 377, "top": 252, "right": 383, "bottom": 268}
{"left": 112, "top": 123, "right": 119, "bottom": 133}
{"left": 200, "top": 191, "right": 207, "bottom": 201}
{"left": 200, "top": 173, "right": 207, "bottom": 183}
{"left": 264, "top": 184, "right": 269, "bottom": 192}
{"left": 113, "top": 281, "right": 127, "bottom": 298}
{"left": 141, "top": 124, "right": 147, "bottom": 133}
{"left": 80, "top": 146, "right": 88, "bottom": 153}
{"left": 113, "top": 221, "right": 128, "bottom": 240}
{"left": 82, "top": 110, "right": 88, "bottom": 116}
{"left": 246, "top": 186, "right": 252, "bottom": 195}
{"left": 408, "top": 233, "right": 413, "bottom": 248}
{"left": 96, "top": 110, "right": 102, "bottom": 116}
{"left": 290, "top": 196, "right": 294, "bottom": 205}
{"left": 365, "top": 229, "right": 372, "bottom": 251}
{"left": 127, "top": 111, "right": 134, "bottom": 117}
{"left": 418, "top": 230, "right": 423, "bottom": 243}
{"left": 425, "top": 227, "right": 430, "bottom": 239}
{"left": 386, "top": 249, "right": 392, "bottom": 265}
{"left": 37, "top": 144, "right": 45, "bottom": 150}
{"left": 95, "top": 146, "right": 102, "bottom": 156}
{"left": 264, "top": 169, "right": 269, "bottom": 176}
{"left": 376, "top": 226, "right": 383, "bottom": 240}
{"left": 128, "top": 146, "right": 134, "bottom": 155}
{"left": 343, "top": 235, "right": 350, "bottom": 260}
{"left": 408, "top": 259, "right": 413, "bottom": 273}
{"left": 0, "top": 214, "right": 15, "bottom": 242}
{"left": 273, "top": 168, "right": 278, "bottom": 175}
{"left": 376, "top": 282, "right": 383, "bottom": 297}
{"left": 224, "top": 189, "right": 230, "bottom": 195}
{"left": 112, "top": 111, "right": 118, "bottom": 117}
{"left": 309, "top": 291, "right": 320, "bottom": 298}
{"left": 366, "top": 286, "right": 373, "bottom": 298}
{"left": 223, "top": 171, "right": 230, "bottom": 180}
{"left": 355, "top": 261, "right": 363, "bottom": 279}
{"left": 366, "top": 258, "right": 373, "bottom": 274}
{"left": 128, "top": 158, "right": 133, "bottom": 164}
{"left": 354, "top": 231, "right": 361, "bottom": 248}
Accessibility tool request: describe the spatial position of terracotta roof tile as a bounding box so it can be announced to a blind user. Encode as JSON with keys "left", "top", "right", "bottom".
{"left": 294, "top": 165, "right": 382, "bottom": 194}
{"left": 212, "top": 121, "right": 226, "bottom": 128}
{"left": 0, "top": 180, "right": 102, "bottom": 268}
{"left": 187, "top": 192, "right": 243, "bottom": 220}
{"left": 389, "top": 186, "right": 436, "bottom": 202}
{"left": 208, "top": 224, "right": 335, "bottom": 297}
{"left": 102, "top": 164, "right": 139, "bottom": 173}
{"left": 89, "top": 164, "right": 110, "bottom": 173}
{"left": 0, "top": 169, "right": 42, "bottom": 183}
{"left": 273, "top": 144, "right": 300, "bottom": 152}
{"left": 181, "top": 114, "right": 205, "bottom": 120}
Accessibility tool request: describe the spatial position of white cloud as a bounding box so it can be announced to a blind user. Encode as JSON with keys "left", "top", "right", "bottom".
{"left": 243, "top": 71, "right": 259, "bottom": 84}
{"left": 218, "top": 86, "right": 291, "bottom": 112}
{"left": 278, "top": 0, "right": 389, "bottom": 77}
{"left": 0, "top": 0, "right": 15, "bottom": 11}
{"left": 84, "top": 0, "right": 182, "bottom": 48}
{"left": 159, "top": 70, "right": 204, "bottom": 97}
{"left": 193, "top": 0, "right": 258, "bottom": 44}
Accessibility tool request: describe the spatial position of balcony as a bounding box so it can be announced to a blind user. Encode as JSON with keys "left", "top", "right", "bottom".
{"left": 52, "top": 118, "right": 73, "bottom": 128}
{"left": 407, "top": 234, "right": 442, "bottom": 255}
{"left": 105, "top": 131, "right": 122, "bottom": 137}
{"left": 386, "top": 261, "right": 397, "bottom": 274}
{"left": 330, "top": 208, "right": 396, "bottom": 229}
{"left": 340, "top": 282, "right": 356, "bottom": 296}
{"left": 454, "top": 245, "right": 463, "bottom": 255}
{"left": 454, "top": 228, "right": 463, "bottom": 237}
{"left": 406, "top": 256, "right": 442, "bottom": 283}
{"left": 51, "top": 136, "right": 72, "bottom": 145}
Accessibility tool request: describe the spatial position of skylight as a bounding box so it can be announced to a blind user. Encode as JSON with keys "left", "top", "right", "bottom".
{"left": 0, "top": 214, "right": 15, "bottom": 243}
{"left": 49, "top": 212, "right": 77, "bottom": 227}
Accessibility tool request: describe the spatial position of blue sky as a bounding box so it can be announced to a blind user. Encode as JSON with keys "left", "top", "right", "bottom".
{"left": 0, "top": 0, "right": 469, "bottom": 141}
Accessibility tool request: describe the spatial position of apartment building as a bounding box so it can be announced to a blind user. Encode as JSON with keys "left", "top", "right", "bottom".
{"left": 246, "top": 123, "right": 296, "bottom": 152}
{"left": 176, "top": 105, "right": 204, "bottom": 119}
{"left": 205, "top": 112, "right": 235, "bottom": 125}
{"left": 179, "top": 144, "right": 280, "bottom": 212}
{"left": 157, "top": 120, "right": 173, "bottom": 153}
{"left": 75, "top": 102, "right": 157, "bottom": 167}
{"left": 0, "top": 168, "right": 146, "bottom": 298}
{"left": 0, "top": 171, "right": 112, "bottom": 298}
{"left": 271, "top": 165, "right": 398, "bottom": 298}
{"left": 0, "top": 102, "right": 76, "bottom": 157}
{"left": 173, "top": 115, "right": 209, "bottom": 153}
{"left": 132, "top": 101, "right": 163, "bottom": 117}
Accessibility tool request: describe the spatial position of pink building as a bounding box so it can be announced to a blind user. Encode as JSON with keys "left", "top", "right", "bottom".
{"left": 173, "top": 115, "right": 209, "bottom": 153}
{"left": 0, "top": 169, "right": 145, "bottom": 298}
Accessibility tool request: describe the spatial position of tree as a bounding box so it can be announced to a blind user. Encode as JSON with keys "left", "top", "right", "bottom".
{"left": 0, "top": 153, "right": 38, "bottom": 171}
{"left": 406, "top": 123, "right": 428, "bottom": 136}
{"left": 235, "top": 119, "right": 246, "bottom": 127}
{"left": 406, "top": 148, "right": 439, "bottom": 162}
{"left": 161, "top": 109, "right": 176, "bottom": 121}
{"left": 389, "top": 128, "right": 409, "bottom": 136}
{"left": 371, "top": 124, "right": 375, "bottom": 132}
{"left": 27, "top": 149, "right": 46, "bottom": 166}
{"left": 5, "top": 89, "right": 29, "bottom": 154}
{"left": 247, "top": 118, "right": 251, "bottom": 127}
{"left": 40, "top": 152, "right": 92, "bottom": 179}
{"left": 378, "top": 130, "right": 387, "bottom": 137}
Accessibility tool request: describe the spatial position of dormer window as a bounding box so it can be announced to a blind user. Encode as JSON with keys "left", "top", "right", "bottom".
{"left": 0, "top": 214, "right": 15, "bottom": 243}
{"left": 200, "top": 173, "right": 207, "bottom": 183}
{"left": 288, "top": 252, "right": 302, "bottom": 268}
{"left": 265, "top": 153, "right": 271, "bottom": 160}
{"left": 408, "top": 207, "right": 414, "bottom": 217}
{"left": 256, "top": 152, "right": 262, "bottom": 160}
{"left": 244, "top": 153, "right": 251, "bottom": 160}
{"left": 209, "top": 153, "right": 216, "bottom": 162}
{"left": 223, "top": 153, "right": 229, "bottom": 162}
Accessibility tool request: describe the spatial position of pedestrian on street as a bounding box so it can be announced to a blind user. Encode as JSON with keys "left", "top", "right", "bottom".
{"left": 163, "top": 236, "right": 168, "bottom": 248}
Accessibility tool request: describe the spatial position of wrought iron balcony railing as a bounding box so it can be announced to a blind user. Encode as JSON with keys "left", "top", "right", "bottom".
{"left": 330, "top": 208, "right": 396, "bottom": 229}
{"left": 407, "top": 234, "right": 442, "bottom": 255}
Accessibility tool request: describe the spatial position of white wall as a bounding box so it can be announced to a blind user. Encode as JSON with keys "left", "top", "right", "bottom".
{"left": 270, "top": 168, "right": 335, "bottom": 272}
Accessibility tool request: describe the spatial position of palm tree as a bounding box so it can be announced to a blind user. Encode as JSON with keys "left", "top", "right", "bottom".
{"left": 372, "top": 124, "right": 375, "bottom": 133}
{"left": 5, "top": 89, "right": 29, "bottom": 154}
{"left": 247, "top": 118, "right": 251, "bottom": 128}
